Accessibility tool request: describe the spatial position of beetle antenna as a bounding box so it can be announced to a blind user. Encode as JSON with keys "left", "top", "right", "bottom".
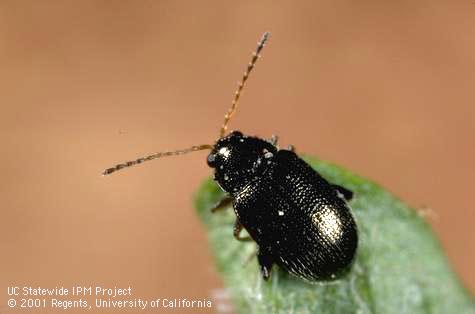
{"left": 220, "top": 32, "right": 270, "bottom": 138}
{"left": 102, "top": 144, "right": 213, "bottom": 175}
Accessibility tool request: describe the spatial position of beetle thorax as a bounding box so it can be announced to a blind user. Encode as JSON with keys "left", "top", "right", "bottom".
{"left": 206, "top": 131, "right": 277, "bottom": 194}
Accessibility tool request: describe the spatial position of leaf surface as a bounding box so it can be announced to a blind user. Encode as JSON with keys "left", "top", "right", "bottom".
{"left": 194, "top": 157, "right": 474, "bottom": 314}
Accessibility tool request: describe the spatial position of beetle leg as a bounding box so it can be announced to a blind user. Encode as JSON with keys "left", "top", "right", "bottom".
{"left": 257, "top": 248, "right": 274, "bottom": 280}
{"left": 210, "top": 196, "right": 234, "bottom": 213}
{"left": 268, "top": 134, "right": 279, "bottom": 146}
{"left": 233, "top": 219, "right": 253, "bottom": 241}
{"left": 332, "top": 184, "right": 353, "bottom": 201}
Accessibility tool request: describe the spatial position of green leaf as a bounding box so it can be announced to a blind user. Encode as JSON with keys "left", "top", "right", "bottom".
{"left": 194, "top": 157, "right": 474, "bottom": 314}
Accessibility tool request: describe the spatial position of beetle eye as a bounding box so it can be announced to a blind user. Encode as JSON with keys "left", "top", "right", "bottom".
{"left": 207, "top": 153, "right": 217, "bottom": 167}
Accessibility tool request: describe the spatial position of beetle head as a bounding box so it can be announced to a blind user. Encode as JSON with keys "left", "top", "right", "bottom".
{"left": 207, "top": 131, "right": 277, "bottom": 193}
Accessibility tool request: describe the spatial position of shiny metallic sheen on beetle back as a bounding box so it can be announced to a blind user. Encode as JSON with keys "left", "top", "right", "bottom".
{"left": 207, "top": 131, "right": 358, "bottom": 281}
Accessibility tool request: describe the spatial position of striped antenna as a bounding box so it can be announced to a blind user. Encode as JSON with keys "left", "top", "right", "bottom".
{"left": 102, "top": 33, "right": 270, "bottom": 176}
{"left": 219, "top": 32, "right": 270, "bottom": 138}
{"left": 102, "top": 144, "right": 213, "bottom": 175}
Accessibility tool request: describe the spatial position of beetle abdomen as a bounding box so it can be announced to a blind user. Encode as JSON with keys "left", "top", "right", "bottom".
{"left": 234, "top": 149, "right": 358, "bottom": 281}
{"left": 275, "top": 202, "right": 357, "bottom": 281}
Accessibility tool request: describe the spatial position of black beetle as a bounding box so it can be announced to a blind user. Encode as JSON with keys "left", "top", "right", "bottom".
{"left": 103, "top": 32, "right": 358, "bottom": 282}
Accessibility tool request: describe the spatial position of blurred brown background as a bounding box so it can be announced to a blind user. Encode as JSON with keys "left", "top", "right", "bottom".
{"left": 1, "top": 1, "right": 474, "bottom": 313}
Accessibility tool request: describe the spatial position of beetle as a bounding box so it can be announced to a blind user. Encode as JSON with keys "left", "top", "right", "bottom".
{"left": 103, "top": 32, "right": 358, "bottom": 282}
